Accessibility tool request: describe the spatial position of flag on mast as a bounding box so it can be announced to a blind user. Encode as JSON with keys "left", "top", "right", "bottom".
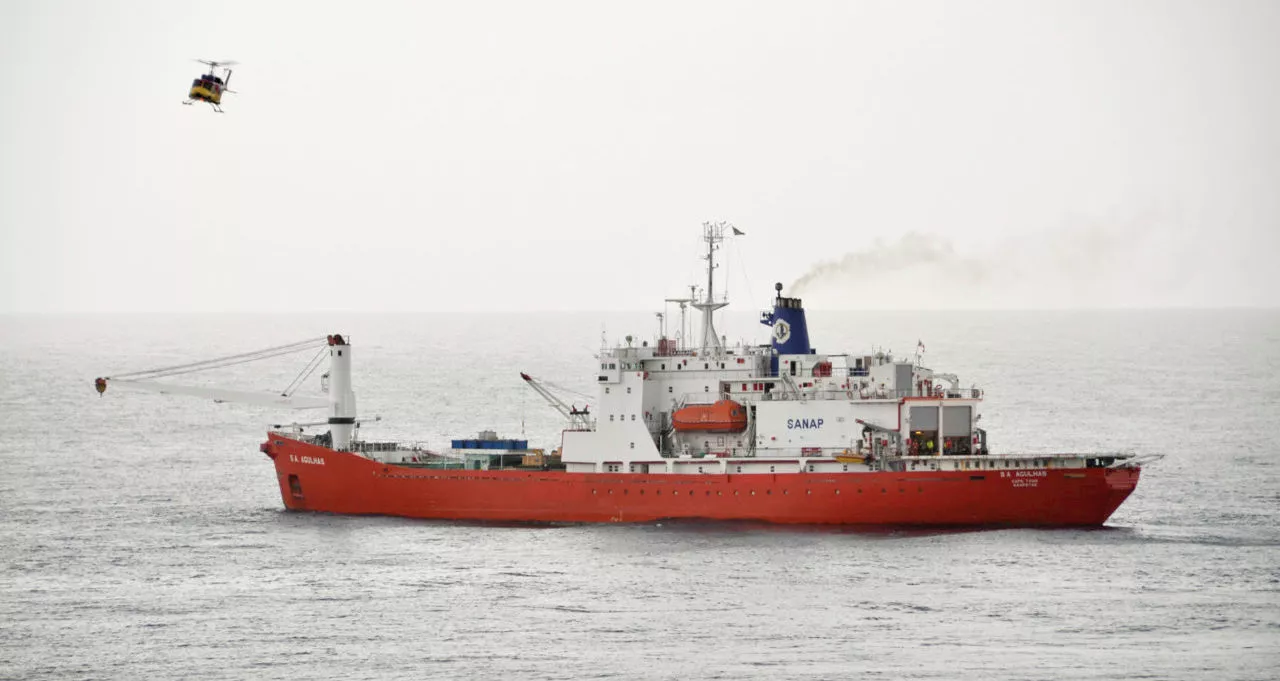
{"left": 731, "top": 226, "right": 745, "bottom": 236}
{"left": 917, "top": 339, "right": 926, "bottom": 353}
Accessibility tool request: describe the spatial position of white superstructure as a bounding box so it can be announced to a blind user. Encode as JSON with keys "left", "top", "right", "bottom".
{"left": 556, "top": 222, "right": 986, "bottom": 475}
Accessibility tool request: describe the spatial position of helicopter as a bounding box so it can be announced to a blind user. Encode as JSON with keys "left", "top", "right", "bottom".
{"left": 184, "top": 59, "right": 237, "bottom": 112}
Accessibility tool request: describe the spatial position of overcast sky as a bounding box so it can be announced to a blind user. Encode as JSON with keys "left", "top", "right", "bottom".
{"left": 2, "top": 0, "right": 1276, "bottom": 313}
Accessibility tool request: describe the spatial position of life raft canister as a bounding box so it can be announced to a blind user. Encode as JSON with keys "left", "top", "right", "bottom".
{"left": 94, "top": 377, "right": 107, "bottom": 395}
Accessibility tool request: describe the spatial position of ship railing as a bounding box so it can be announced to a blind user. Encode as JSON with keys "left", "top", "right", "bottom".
{"left": 347, "top": 440, "right": 436, "bottom": 454}
{"left": 273, "top": 430, "right": 451, "bottom": 457}
{"left": 676, "top": 393, "right": 724, "bottom": 407}
{"left": 758, "top": 387, "right": 984, "bottom": 401}
{"left": 892, "top": 452, "right": 1157, "bottom": 467}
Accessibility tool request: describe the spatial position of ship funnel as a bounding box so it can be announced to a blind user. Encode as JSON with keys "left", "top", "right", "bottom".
{"left": 760, "top": 282, "right": 813, "bottom": 361}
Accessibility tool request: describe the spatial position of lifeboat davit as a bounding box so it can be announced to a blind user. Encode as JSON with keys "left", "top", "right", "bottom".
{"left": 672, "top": 399, "right": 748, "bottom": 433}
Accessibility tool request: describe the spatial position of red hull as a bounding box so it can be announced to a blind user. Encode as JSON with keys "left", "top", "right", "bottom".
{"left": 262, "top": 435, "right": 1140, "bottom": 527}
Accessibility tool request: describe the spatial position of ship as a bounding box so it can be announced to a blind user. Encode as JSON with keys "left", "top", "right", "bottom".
{"left": 95, "top": 222, "right": 1158, "bottom": 526}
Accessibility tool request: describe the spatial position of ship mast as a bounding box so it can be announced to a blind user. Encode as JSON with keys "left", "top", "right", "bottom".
{"left": 693, "top": 221, "right": 732, "bottom": 355}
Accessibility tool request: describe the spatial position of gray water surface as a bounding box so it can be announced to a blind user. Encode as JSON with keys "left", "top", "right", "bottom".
{"left": 2, "top": 310, "right": 1277, "bottom": 680}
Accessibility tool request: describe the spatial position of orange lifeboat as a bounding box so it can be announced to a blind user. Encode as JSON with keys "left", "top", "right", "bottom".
{"left": 672, "top": 400, "right": 748, "bottom": 433}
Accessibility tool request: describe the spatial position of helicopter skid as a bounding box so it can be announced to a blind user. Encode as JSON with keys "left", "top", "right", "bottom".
{"left": 183, "top": 99, "right": 224, "bottom": 113}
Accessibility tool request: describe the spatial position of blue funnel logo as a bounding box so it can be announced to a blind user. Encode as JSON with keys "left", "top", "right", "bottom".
{"left": 760, "top": 282, "right": 813, "bottom": 359}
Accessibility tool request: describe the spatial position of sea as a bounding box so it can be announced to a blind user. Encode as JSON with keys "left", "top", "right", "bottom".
{"left": 1, "top": 310, "right": 1277, "bottom": 680}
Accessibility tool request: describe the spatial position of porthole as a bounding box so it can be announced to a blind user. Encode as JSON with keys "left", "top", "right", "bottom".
{"left": 843, "top": 465, "right": 848, "bottom": 472}
{"left": 806, "top": 489, "right": 811, "bottom": 495}
{"left": 770, "top": 466, "right": 775, "bottom": 472}
{"left": 605, "top": 387, "right": 610, "bottom": 394}
{"left": 783, "top": 489, "right": 789, "bottom": 495}
{"left": 766, "top": 490, "right": 772, "bottom": 495}
{"left": 737, "top": 466, "right": 742, "bottom": 473}
{"left": 592, "top": 489, "right": 597, "bottom": 494}
{"left": 717, "top": 491, "right": 722, "bottom": 496}
{"left": 627, "top": 387, "right": 631, "bottom": 394}
{"left": 608, "top": 489, "right": 614, "bottom": 495}
{"left": 734, "top": 490, "right": 740, "bottom": 496}
{"left": 835, "top": 489, "right": 841, "bottom": 495}
{"left": 750, "top": 490, "right": 756, "bottom": 496}
{"left": 688, "top": 490, "right": 693, "bottom": 496}
{"left": 668, "top": 387, "right": 673, "bottom": 393}
{"left": 698, "top": 467, "right": 704, "bottom": 473}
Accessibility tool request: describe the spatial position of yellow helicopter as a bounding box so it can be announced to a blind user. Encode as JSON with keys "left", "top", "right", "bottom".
{"left": 184, "top": 59, "right": 237, "bottom": 112}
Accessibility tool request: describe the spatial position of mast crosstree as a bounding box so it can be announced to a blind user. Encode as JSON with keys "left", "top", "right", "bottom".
{"left": 693, "top": 221, "right": 738, "bottom": 355}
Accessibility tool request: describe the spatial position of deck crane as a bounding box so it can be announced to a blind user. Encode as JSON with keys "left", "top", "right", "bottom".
{"left": 519, "top": 373, "right": 594, "bottom": 431}
{"left": 95, "top": 334, "right": 367, "bottom": 450}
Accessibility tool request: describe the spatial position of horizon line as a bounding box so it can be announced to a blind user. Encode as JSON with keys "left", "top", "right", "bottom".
{"left": 3, "top": 305, "right": 1277, "bottom": 315}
